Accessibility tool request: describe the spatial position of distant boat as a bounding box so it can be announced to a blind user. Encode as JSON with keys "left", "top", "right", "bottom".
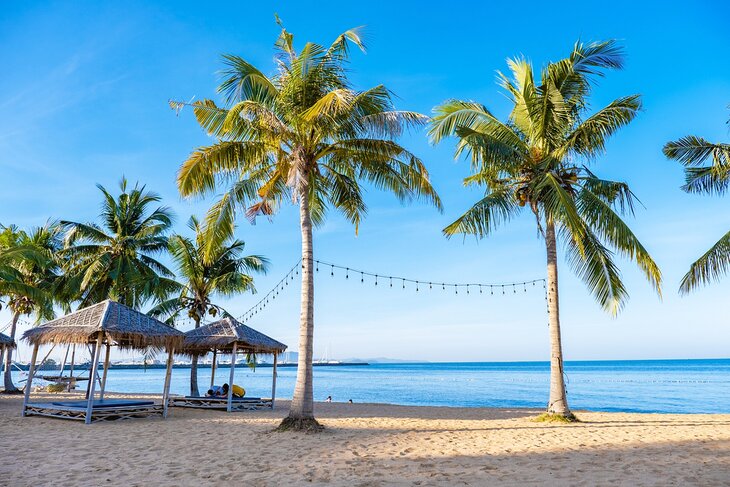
{"left": 315, "top": 343, "right": 340, "bottom": 364}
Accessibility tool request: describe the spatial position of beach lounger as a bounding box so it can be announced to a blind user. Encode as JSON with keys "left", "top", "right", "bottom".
{"left": 51, "top": 399, "right": 155, "bottom": 408}
{"left": 24, "top": 399, "right": 164, "bottom": 422}
{"left": 169, "top": 395, "right": 273, "bottom": 411}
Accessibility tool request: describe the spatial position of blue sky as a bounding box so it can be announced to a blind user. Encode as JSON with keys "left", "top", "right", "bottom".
{"left": 1, "top": 0, "right": 729, "bottom": 363}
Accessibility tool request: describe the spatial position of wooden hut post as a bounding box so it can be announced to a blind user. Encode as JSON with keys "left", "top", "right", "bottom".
{"left": 271, "top": 352, "right": 278, "bottom": 409}
{"left": 99, "top": 341, "right": 112, "bottom": 400}
{"left": 162, "top": 347, "right": 174, "bottom": 418}
{"left": 226, "top": 342, "right": 238, "bottom": 412}
{"left": 21, "top": 343, "right": 40, "bottom": 417}
{"left": 58, "top": 344, "right": 70, "bottom": 382}
{"left": 209, "top": 349, "right": 217, "bottom": 389}
{"left": 85, "top": 342, "right": 97, "bottom": 399}
{"left": 0, "top": 345, "right": 5, "bottom": 377}
{"left": 84, "top": 333, "right": 104, "bottom": 424}
{"left": 67, "top": 344, "right": 76, "bottom": 392}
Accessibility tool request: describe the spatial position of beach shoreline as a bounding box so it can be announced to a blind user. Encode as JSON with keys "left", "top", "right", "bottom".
{"left": 2, "top": 393, "right": 729, "bottom": 486}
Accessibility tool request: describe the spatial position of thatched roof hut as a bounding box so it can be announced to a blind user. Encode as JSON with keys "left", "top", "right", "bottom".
{"left": 0, "top": 332, "right": 15, "bottom": 348}
{"left": 182, "top": 317, "right": 287, "bottom": 356}
{"left": 173, "top": 317, "right": 286, "bottom": 412}
{"left": 23, "top": 299, "right": 184, "bottom": 350}
{"left": 21, "top": 300, "right": 183, "bottom": 424}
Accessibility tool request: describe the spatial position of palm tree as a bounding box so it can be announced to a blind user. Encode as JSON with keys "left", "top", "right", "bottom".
{"left": 429, "top": 40, "right": 662, "bottom": 419}
{"left": 149, "top": 216, "right": 268, "bottom": 396}
{"left": 0, "top": 222, "right": 61, "bottom": 392}
{"left": 61, "top": 178, "right": 178, "bottom": 308}
{"left": 663, "top": 110, "right": 730, "bottom": 292}
{"left": 172, "top": 22, "right": 441, "bottom": 430}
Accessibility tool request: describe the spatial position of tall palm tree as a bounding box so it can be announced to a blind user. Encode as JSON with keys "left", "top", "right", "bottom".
{"left": 149, "top": 216, "right": 268, "bottom": 396}
{"left": 0, "top": 222, "right": 61, "bottom": 392}
{"left": 429, "top": 40, "right": 661, "bottom": 419}
{"left": 173, "top": 22, "right": 441, "bottom": 429}
{"left": 62, "top": 178, "right": 178, "bottom": 308}
{"left": 663, "top": 110, "right": 730, "bottom": 292}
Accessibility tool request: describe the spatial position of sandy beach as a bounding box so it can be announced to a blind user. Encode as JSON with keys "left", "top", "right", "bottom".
{"left": 0, "top": 393, "right": 728, "bottom": 486}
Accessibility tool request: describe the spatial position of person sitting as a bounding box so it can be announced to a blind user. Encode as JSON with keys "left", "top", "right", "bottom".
{"left": 219, "top": 383, "right": 246, "bottom": 398}
{"left": 206, "top": 385, "right": 223, "bottom": 397}
{"left": 325, "top": 395, "right": 332, "bottom": 403}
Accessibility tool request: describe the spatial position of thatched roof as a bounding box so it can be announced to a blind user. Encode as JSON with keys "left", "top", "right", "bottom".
{"left": 182, "top": 317, "right": 287, "bottom": 355}
{"left": 0, "top": 332, "right": 15, "bottom": 348}
{"left": 22, "top": 300, "right": 184, "bottom": 351}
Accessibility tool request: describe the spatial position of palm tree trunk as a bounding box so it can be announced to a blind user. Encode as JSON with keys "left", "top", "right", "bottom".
{"left": 545, "top": 220, "right": 572, "bottom": 417}
{"left": 3, "top": 311, "right": 20, "bottom": 393}
{"left": 190, "top": 316, "right": 201, "bottom": 397}
{"left": 282, "top": 184, "right": 320, "bottom": 431}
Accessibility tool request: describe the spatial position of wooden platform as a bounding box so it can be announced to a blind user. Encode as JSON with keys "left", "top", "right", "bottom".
{"left": 24, "top": 402, "right": 164, "bottom": 422}
{"left": 169, "top": 396, "right": 273, "bottom": 411}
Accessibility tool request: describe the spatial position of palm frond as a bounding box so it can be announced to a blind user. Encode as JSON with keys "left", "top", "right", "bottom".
{"left": 443, "top": 189, "right": 520, "bottom": 238}
{"left": 679, "top": 228, "right": 730, "bottom": 293}
{"left": 578, "top": 188, "right": 662, "bottom": 295}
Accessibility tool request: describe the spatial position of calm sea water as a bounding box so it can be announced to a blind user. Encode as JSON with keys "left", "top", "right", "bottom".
{"left": 16, "top": 359, "right": 730, "bottom": 413}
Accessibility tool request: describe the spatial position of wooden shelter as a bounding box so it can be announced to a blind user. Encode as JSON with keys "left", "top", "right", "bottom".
{"left": 21, "top": 300, "right": 184, "bottom": 424}
{"left": 171, "top": 317, "right": 286, "bottom": 412}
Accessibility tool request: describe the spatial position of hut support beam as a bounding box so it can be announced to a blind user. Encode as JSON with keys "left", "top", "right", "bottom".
{"left": 210, "top": 349, "right": 217, "bottom": 389}
{"left": 67, "top": 344, "right": 76, "bottom": 392}
{"left": 59, "top": 345, "right": 70, "bottom": 378}
{"left": 99, "top": 342, "right": 111, "bottom": 400}
{"left": 226, "top": 342, "right": 237, "bottom": 413}
{"left": 21, "top": 343, "right": 39, "bottom": 417}
{"left": 85, "top": 334, "right": 103, "bottom": 425}
{"left": 162, "top": 347, "right": 174, "bottom": 418}
{"left": 85, "top": 343, "right": 96, "bottom": 399}
{"left": 271, "top": 352, "right": 278, "bottom": 409}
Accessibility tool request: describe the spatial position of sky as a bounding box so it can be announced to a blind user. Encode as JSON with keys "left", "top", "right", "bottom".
{"left": 1, "top": 0, "right": 729, "bottom": 364}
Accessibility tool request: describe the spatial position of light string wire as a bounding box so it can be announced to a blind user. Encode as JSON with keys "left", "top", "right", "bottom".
{"left": 233, "top": 256, "right": 546, "bottom": 324}
{"left": 236, "top": 259, "right": 303, "bottom": 323}
{"left": 312, "top": 258, "right": 546, "bottom": 293}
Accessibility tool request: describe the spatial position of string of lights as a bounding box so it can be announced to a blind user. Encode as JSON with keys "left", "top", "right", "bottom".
{"left": 234, "top": 256, "right": 546, "bottom": 323}
{"left": 312, "top": 258, "right": 546, "bottom": 295}
{"left": 2, "top": 259, "right": 548, "bottom": 330}
{"left": 237, "top": 259, "right": 303, "bottom": 322}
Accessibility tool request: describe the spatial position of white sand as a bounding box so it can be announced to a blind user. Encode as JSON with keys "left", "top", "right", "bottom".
{"left": 1, "top": 393, "right": 729, "bottom": 486}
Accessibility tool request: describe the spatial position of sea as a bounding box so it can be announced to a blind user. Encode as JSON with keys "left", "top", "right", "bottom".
{"left": 14, "top": 359, "right": 730, "bottom": 414}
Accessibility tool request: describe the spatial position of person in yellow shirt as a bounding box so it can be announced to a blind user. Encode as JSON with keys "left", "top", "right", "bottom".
{"left": 220, "top": 383, "right": 246, "bottom": 398}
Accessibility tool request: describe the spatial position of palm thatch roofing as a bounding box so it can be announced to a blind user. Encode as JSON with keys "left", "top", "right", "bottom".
{"left": 0, "top": 332, "right": 15, "bottom": 348}
{"left": 182, "top": 317, "right": 287, "bottom": 356}
{"left": 22, "top": 300, "right": 184, "bottom": 351}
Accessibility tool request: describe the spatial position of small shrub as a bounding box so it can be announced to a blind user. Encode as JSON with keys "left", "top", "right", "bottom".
{"left": 46, "top": 383, "right": 66, "bottom": 393}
